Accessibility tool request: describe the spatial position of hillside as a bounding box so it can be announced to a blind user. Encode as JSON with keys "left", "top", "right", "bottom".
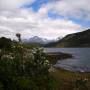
{"left": 46, "top": 29, "right": 90, "bottom": 47}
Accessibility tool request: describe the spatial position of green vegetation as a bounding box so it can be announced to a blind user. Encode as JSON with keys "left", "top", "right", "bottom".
{"left": 50, "top": 68, "right": 90, "bottom": 90}
{"left": 0, "top": 37, "right": 90, "bottom": 90}
{"left": 0, "top": 37, "right": 12, "bottom": 50}
{"left": 0, "top": 37, "right": 57, "bottom": 90}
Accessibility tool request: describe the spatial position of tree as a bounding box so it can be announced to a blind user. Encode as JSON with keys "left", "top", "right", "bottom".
{"left": 0, "top": 37, "right": 12, "bottom": 50}
{"left": 16, "top": 33, "right": 21, "bottom": 42}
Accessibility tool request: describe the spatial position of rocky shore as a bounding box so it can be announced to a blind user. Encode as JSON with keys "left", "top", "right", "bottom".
{"left": 47, "top": 52, "right": 73, "bottom": 64}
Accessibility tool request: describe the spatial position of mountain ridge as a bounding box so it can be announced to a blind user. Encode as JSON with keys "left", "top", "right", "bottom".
{"left": 23, "top": 36, "right": 54, "bottom": 44}
{"left": 45, "top": 29, "right": 90, "bottom": 47}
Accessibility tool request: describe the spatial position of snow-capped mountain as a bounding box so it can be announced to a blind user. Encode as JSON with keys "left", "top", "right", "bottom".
{"left": 23, "top": 36, "right": 53, "bottom": 44}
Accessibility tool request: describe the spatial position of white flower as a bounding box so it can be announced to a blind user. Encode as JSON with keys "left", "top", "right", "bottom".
{"left": 1, "top": 54, "right": 14, "bottom": 60}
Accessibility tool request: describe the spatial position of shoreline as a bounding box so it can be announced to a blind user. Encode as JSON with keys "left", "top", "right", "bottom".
{"left": 47, "top": 52, "right": 90, "bottom": 73}
{"left": 47, "top": 52, "right": 73, "bottom": 64}
{"left": 50, "top": 67, "right": 90, "bottom": 90}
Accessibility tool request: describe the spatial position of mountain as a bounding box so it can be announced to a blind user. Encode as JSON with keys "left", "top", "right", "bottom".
{"left": 46, "top": 29, "right": 90, "bottom": 47}
{"left": 23, "top": 36, "right": 53, "bottom": 44}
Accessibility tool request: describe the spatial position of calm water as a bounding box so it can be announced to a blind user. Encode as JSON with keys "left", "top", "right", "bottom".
{"left": 44, "top": 48, "right": 90, "bottom": 72}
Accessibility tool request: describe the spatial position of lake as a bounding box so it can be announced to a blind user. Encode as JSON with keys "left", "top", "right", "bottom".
{"left": 44, "top": 48, "right": 90, "bottom": 72}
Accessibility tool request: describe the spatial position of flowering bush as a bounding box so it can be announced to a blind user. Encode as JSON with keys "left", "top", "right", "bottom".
{"left": 0, "top": 43, "right": 56, "bottom": 90}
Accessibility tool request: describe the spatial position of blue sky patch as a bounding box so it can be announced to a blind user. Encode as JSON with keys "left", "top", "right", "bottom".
{"left": 22, "top": 0, "right": 52, "bottom": 12}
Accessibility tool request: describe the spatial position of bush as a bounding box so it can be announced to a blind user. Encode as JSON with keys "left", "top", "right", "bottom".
{"left": 0, "top": 43, "right": 56, "bottom": 90}
{"left": 0, "top": 37, "right": 12, "bottom": 50}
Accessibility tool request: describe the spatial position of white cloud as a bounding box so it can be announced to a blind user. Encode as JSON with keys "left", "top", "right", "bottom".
{"left": 43, "top": 0, "right": 90, "bottom": 20}
{"left": 0, "top": 0, "right": 85, "bottom": 39}
{"left": 0, "top": 0, "right": 35, "bottom": 10}
{"left": 0, "top": 9, "right": 81, "bottom": 39}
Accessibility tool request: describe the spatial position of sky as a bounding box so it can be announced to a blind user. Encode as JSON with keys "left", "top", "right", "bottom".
{"left": 0, "top": 0, "right": 90, "bottom": 40}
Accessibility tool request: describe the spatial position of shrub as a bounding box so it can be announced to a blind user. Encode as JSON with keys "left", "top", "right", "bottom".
{"left": 0, "top": 43, "right": 56, "bottom": 90}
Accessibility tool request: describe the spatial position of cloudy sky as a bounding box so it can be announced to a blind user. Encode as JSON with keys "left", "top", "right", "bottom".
{"left": 0, "top": 0, "right": 90, "bottom": 39}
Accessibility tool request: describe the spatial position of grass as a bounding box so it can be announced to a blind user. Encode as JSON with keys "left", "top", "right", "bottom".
{"left": 47, "top": 52, "right": 90, "bottom": 90}
{"left": 50, "top": 67, "right": 90, "bottom": 90}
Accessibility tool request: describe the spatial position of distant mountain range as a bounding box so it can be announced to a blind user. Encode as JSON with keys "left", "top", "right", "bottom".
{"left": 45, "top": 29, "right": 90, "bottom": 47}
{"left": 23, "top": 36, "right": 54, "bottom": 44}
{"left": 1, "top": 29, "right": 90, "bottom": 48}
